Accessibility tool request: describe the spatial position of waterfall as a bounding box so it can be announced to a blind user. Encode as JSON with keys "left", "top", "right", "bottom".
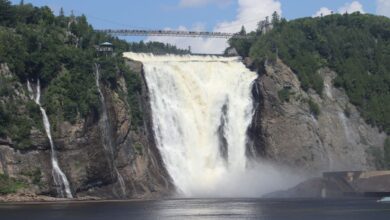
{"left": 324, "top": 81, "right": 333, "bottom": 100}
{"left": 94, "top": 64, "right": 127, "bottom": 196}
{"left": 27, "top": 80, "right": 73, "bottom": 198}
{"left": 338, "top": 111, "right": 353, "bottom": 144}
{"left": 124, "top": 53, "right": 262, "bottom": 197}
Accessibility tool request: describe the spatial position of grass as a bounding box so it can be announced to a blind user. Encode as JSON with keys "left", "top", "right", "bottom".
{"left": 0, "top": 174, "right": 26, "bottom": 195}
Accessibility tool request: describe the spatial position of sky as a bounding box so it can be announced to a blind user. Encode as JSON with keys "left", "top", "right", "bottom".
{"left": 10, "top": 0, "right": 390, "bottom": 54}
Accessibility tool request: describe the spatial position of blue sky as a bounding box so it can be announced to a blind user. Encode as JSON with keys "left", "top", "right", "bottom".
{"left": 10, "top": 0, "right": 389, "bottom": 53}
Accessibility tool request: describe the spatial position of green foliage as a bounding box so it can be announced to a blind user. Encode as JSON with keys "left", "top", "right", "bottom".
{"left": 0, "top": 28, "right": 27, "bottom": 77}
{"left": 121, "top": 62, "right": 144, "bottom": 128}
{"left": 21, "top": 168, "right": 42, "bottom": 186}
{"left": 0, "top": 174, "right": 26, "bottom": 195}
{"left": 0, "top": 0, "right": 223, "bottom": 149}
{"left": 249, "top": 16, "right": 325, "bottom": 94}
{"left": 227, "top": 32, "right": 257, "bottom": 57}
{"left": 272, "top": 11, "right": 281, "bottom": 26}
{"left": 128, "top": 41, "right": 190, "bottom": 54}
{"left": 43, "top": 63, "right": 100, "bottom": 124}
{"left": 0, "top": 2, "right": 190, "bottom": 151}
{"left": 308, "top": 98, "right": 320, "bottom": 118}
{"left": 98, "top": 56, "right": 119, "bottom": 89}
{"left": 0, "top": 100, "right": 38, "bottom": 149}
{"left": 0, "top": 0, "right": 14, "bottom": 27}
{"left": 0, "top": 76, "right": 15, "bottom": 97}
{"left": 0, "top": 102, "right": 10, "bottom": 137}
{"left": 9, "top": 112, "right": 33, "bottom": 149}
{"left": 277, "top": 88, "right": 291, "bottom": 103}
{"left": 233, "top": 13, "right": 390, "bottom": 133}
{"left": 384, "top": 138, "right": 390, "bottom": 169}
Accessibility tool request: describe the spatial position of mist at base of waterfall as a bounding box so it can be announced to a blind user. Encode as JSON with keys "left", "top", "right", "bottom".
{"left": 172, "top": 161, "right": 304, "bottom": 198}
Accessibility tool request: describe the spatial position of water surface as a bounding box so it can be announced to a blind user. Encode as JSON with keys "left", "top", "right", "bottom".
{"left": 1, "top": 198, "right": 390, "bottom": 220}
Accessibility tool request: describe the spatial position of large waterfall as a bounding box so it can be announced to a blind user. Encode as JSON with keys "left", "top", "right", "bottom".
{"left": 124, "top": 53, "right": 285, "bottom": 197}
{"left": 27, "top": 80, "right": 73, "bottom": 198}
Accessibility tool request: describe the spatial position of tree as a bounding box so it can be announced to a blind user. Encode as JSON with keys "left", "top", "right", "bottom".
{"left": 239, "top": 25, "right": 246, "bottom": 35}
{"left": 0, "top": 0, "right": 13, "bottom": 26}
{"left": 19, "top": 0, "right": 24, "bottom": 5}
{"left": 59, "top": 7, "right": 64, "bottom": 17}
{"left": 271, "top": 11, "right": 280, "bottom": 26}
{"left": 247, "top": 13, "right": 390, "bottom": 133}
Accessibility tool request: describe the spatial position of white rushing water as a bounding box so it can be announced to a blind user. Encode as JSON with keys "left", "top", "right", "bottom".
{"left": 27, "top": 80, "right": 73, "bottom": 198}
{"left": 94, "top": 64, "right": 127, "bottom": 196}
{"left": 338, "top": 111, "right": 354, "bottom": 144}
{"left": 124, "top": 52, "right": 282, "bottom": 197}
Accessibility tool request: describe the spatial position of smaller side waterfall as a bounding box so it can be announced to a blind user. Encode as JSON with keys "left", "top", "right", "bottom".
{"left": 338, "top": 111, "right": 353, "bottom": 144}
{"left": 94, "top": 64, "right": 127, "bottom": 197}
{"left": 27, "top": 80, "right": 73, "bottom": 198}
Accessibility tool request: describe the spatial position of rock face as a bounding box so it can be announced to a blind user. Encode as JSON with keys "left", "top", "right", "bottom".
{"left": 0, "top": 62, "right": 172, "bottom": 199}
{"left": 1, "top": 56, "right": 389, "bottom": 200}
{"left": 249, "top": 59, "right": 387, "bottom": 173}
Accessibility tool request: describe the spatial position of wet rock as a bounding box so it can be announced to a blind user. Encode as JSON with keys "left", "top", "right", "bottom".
{"left": 0, "top": 60, "right": 172, "bottom": 200}
{"left": 248, "top": 58, "right": 387, "bottom": 173}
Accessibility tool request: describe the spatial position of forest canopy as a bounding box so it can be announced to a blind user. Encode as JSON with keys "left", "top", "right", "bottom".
{"left": 0, "top": 0, "right": 188, "bottom": 148}
{"left": 229, "top": 12, "right": 390, "bottom": 133}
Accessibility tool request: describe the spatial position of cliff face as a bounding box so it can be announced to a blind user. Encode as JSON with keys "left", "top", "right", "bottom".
{"left": 0, "top": 62, "right": 172, "bottom": 199}
{"left": 249, "top": 59, "right": 387, "bottom": 173}
{"left": 1, "top": 56, "right": 388, "bottom": 200}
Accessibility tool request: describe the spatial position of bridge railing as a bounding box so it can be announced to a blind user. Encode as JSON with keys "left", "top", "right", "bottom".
{"left": 95, "top": 29, "right": 249, "bottom": 39}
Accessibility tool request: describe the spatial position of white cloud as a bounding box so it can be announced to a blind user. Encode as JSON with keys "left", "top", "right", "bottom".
{"left": 377, "top": 0, "right": 390, "bottom": 17}
{"left": 148, "top": 0, "right": 282, "bottom": 54}
{"left": 313, "top": 1, "right": 365, "bottom": 18}
{"left": 338, "top": 1, "right": 365, "bottom": 14}
{"left": 313, "top": 7, "right": 333, "bottom": 17}
{"left": 179, "top": 0, "right": 232, "bottom": 8}
{"left": 215, "top": 0, "right": 281, "bottom": 33}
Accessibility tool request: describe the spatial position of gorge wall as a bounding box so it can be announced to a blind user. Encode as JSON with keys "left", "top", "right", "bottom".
{"left": 0, "top": 62, "right": 172, "bottom": 199}
{"left": 249, "top": 58, "right": 387, "bottom": 174}
{"left": 0, "top": 54, "right": 388, "bottom": 200}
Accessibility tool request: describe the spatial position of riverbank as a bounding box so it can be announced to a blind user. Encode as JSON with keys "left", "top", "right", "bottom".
{"left": 0, "top": 193, "right": 101, "bottom": 203}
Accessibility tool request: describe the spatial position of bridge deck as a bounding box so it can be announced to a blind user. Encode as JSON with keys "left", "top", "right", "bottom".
{"left": 96, "top": 29, "right": 248, "bottom": 39}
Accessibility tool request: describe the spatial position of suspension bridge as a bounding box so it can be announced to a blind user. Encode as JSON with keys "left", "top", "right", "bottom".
{"left": 95, "top": 29, "right": 249, "bottom": 39}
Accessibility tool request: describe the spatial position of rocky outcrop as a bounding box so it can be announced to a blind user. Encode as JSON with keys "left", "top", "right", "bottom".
{"left": 0, "top": 62, "right": 172, "bottom": 199}
{"left": 0, "top": 64, "right": 52, "bottom": 196}
{"left": 250, "top": 59, "right": 388, "bottom": 173}
{"left": 266, "top": 171, "right": 390, "bottom": 198}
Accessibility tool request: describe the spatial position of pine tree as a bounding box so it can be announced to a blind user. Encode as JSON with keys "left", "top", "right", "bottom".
{"left": 271, "top": 11, "right": 280, "bottom": 26}
{"left": 59, "top": 7, "right": 64, "bottom": 17}
{"left": 239, "top": 25, "right": 246, "bottom": 35}
{"left": 0, "top": 0, "right": 13, "bottom": 26}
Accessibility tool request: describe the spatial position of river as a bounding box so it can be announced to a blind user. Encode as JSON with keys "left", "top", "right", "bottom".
{"left": 1, "top": 198, "right": 390, "bottom": 220}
